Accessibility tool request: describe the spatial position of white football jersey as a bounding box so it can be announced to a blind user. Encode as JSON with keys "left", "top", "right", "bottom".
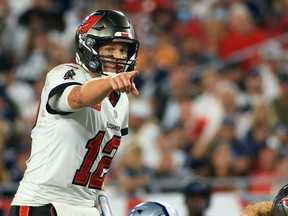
{"left": 11, "top": 63, "right": 129, "bottom": 207}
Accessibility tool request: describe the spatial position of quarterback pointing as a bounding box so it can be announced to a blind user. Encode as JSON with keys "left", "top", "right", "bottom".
{"left": 9, "top": 9, "right": 139, "bottom": 216}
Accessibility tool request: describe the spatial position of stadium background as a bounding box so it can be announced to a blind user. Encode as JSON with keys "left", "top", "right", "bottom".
{"left": 0, "top": 0, "right": 288, "bottom": 215}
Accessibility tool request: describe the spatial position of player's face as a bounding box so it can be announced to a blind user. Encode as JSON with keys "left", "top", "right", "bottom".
{"left": 186, "top": 196, "right": 208, "bottom": 215}
{"left": 98, "top": 42, "right": 128, "bottom": 73}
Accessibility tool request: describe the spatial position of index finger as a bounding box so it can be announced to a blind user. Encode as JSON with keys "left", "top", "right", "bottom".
{"left": 126, "top": 71, "right": 139, "bottom": 80}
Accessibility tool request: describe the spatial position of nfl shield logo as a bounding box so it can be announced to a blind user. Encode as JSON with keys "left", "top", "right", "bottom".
{"left": 113, "top": 110, "right": 118, "bottom": 119}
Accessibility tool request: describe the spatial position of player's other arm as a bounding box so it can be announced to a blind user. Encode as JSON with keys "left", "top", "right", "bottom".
{"left": 68, "top": 71, "right": 139, "bottom": 109}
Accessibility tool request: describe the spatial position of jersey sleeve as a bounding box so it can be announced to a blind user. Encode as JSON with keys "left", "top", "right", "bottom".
{"left": 45, "top": 64, "right": 88, "bottom": 115}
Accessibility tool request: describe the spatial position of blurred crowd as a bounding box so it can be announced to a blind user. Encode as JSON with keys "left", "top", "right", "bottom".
{"left": 1, "top": 0, "right": 288, "bottom": 203}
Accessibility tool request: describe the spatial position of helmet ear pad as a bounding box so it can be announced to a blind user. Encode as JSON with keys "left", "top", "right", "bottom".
{"left": 77, "top": 35, "right": 103, "bottom": 73}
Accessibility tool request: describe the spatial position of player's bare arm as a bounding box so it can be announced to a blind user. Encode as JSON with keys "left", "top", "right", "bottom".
{"left": 68, "top": 71, "right": 139, "bottom": 109}
{"left": 67, "top": 42, "right": 139, "bottom": 109}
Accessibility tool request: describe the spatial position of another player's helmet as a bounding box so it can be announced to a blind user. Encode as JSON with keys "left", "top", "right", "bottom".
{"left": 75, "top": 9, "right": 139, "bottom": 75}
{"left": 181, "top": 178, "right": 212, "bottom": 206}
{"left": 127, "top": 201, "right": 178, "bottom": 216}
{"left": 271, "top": 184, "right": 288, "bottom": 216}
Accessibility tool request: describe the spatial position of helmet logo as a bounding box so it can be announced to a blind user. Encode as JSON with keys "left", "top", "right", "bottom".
{"left": 280, "top": 199, "right": 288, "bottom": 206}
{"left": 77, "top": 15, "right": 102, "bottom": 34}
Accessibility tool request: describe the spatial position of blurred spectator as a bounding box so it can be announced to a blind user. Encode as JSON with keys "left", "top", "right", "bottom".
{"left": 1, "top": 58, "right": 36, "bottom": 121}
{"left": 238, "top": 102, "right": 276, "bottom": 160}
{"left": 202, "top": 14, "right": 226, "bottom": 60}
{"left": 154, "top": 32, "right": 179, "bottom": 68}
{"left": 189, "top": 0, "right": 212, "bottom": 20}
{"left": 14, "top": 26, "right": 49, "bottom": 83}
{"left": 155, "top": 63, "right": 195, "bottom": 130}
{"left": 188, "top": 68, "right": 225, "bottom": 164}
{"left": 117, "top": 98, "right": 161, "bottom": 171}
{"left": 248, "top": 146, "right": 278, "bottom": 195}
{"left": 0, "top": 122, "right": 11, "bottom": 182}
{"left": 116, "top": 141, "right": 154, "bottom": 214}
{"left": 209, "top": 116, "right": 251, "bottom": 177}
{"left": 151, "top": 7, "right": 176, "bottom": 34}
{"left": 181, "top": 177, "right": 212, "bottom": 216}
{"left": 271, "top": 67, "right": 288, "bottom": 126}
{"left": 18, "top": 0, "right": 65, "bottom": 32}
{"left": 219, "top": 61, "right": 246, "bottom": 91}
{"left": 0, "top": 53, "right": 42, "bottom": 156}
{"left": 266, "top": 0, "right": 288, "bottom": 36}
{"left": 0, "top": 0, "right": 18, "bottom": 56}
{"left": 192, "top": 68, "right": 225, "bottom": 142}
{"left": 13, "top": 0, "right": 67, "bottom": 60}
{"left": 117, "top": 142, "right": 153, "bottom": 196}
{"left": 255, "top": 40, "right": 283, "bottom": 101}
{"left": 268, "top": 124, "right": 288, "bottom": 157}
{"left": 172, "top": 92, "right": 214, "bottom": 176}
{"left": 206, "top": 141, "right": 241, "bottom": 192}
{"left": 217, "top": 3, "right": 267, "bottom": 70}
{"left": 172, "top": 14, "right": 203, "bottom": 41}
{"left": 153, "top": 131, "right": 185, "bottom": 178}
{"left": 216, "top": 80, "right": 250, "bottom": 138}
{"left": 46, "top": 40, "right": 73, "bottom": 70}
{"left": 240, "top": 69, "right": 267, "bottom": 109}
{"left": 0, "top": 55, "right": 19, "bottom": 124}
{"left": 178, "top": 36, "right": 210, "bottom": 66}
{"left": 243, "top": 0, "right": 271, "bottom": 27}
{"left": 135, "top": 40, "right": 170, "bottom": 100}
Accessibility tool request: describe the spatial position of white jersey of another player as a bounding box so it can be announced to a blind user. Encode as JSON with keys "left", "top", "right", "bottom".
{"left": 11, "top": 63, "right": 129, "bottom": 207}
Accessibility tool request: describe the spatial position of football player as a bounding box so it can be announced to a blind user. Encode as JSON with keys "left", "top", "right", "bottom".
{"left": 8, "top": 9, "right": 139, "bottom": 216}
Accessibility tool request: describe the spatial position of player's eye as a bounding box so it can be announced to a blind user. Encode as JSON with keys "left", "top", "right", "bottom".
{"left": 120, "top": 49, "right": 128, "bottom": 59}
{"left": 104, "top": 47, "right": 114, "bottom": 52}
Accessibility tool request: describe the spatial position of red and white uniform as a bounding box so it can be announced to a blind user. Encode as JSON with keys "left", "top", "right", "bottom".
{"left": 11, "top": 63, "right": 129, "bottom": 207}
